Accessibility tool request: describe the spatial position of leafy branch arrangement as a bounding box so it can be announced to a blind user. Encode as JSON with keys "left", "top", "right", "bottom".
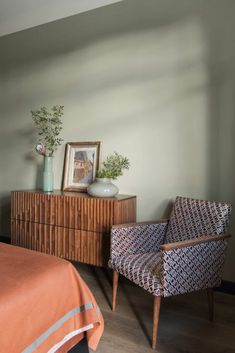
{"left": 31, "top": 105, "right": 64, "bottom": 157}
{"left": 97, "top": 152, "right": 130, "bottom": 180}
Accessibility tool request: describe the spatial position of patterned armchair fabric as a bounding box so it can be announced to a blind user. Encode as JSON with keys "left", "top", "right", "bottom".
{"left": 161, "top": 238, "right": 229, "bottom": 297}
{"left": 110, "top": 221, "right": 168, "bottom": 258}
{"left": 108, "top": 196, "right": 231, "bottom": 298}
{"left": 165, "top": 196, "right": 231, "bottom": 243}
{"left": 109, "top": 252, "right": 162, "bottom": 296}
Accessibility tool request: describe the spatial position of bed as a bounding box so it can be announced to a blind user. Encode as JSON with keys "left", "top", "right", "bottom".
{"left": 0, "top": 243, "right": 104, "bottom": 353}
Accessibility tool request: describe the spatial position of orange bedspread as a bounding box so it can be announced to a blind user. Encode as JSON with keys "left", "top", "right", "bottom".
{"left": 0, "top": 243, "right": 104, "bottom": 353}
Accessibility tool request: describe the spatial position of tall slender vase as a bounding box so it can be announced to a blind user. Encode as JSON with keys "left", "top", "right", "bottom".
{"left": 43, "top": 156, "right": 54, "bottom": 192}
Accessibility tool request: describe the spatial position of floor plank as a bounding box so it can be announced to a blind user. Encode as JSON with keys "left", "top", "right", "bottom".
{"left": 75, "top": 263, "right": 235, "bottom": 353}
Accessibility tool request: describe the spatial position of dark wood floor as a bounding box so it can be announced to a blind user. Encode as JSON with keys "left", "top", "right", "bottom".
{"left": 75, "top": 263, "right": 235, "bottom": 353}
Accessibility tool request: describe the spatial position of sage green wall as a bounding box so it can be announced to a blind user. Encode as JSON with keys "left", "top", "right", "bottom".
{"left": 0, "top": 0, "right": 234, "bottom": 280}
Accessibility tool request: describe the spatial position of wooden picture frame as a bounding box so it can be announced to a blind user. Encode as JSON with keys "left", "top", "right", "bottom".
{"left": 62, "top": 142, "right": 101, "bottom": 192}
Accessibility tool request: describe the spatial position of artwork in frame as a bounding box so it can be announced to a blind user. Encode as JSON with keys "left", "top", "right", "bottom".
{"left": 62, "top": 142, "right": 101, "bottom": 192}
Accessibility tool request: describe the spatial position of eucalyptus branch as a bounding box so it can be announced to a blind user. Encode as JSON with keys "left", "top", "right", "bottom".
{"left": 31, "top": 105, "right": 64, "bottom": 157}
{"left": 97, "top": 152, "right": 130, "bottom": 180}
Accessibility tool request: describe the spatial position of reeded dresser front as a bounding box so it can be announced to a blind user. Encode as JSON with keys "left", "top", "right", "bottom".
{"left": 11, "top": 190, "right": 136, "bottom": 266}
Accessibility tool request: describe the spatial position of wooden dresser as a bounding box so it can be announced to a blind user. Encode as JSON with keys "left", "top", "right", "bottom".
{"left": 11, "top": 190, "right": 136, "bottom": 266}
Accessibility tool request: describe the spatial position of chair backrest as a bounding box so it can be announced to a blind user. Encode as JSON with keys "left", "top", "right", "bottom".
{"left": 165, "top": 196, "right": 232, "bottom": 244}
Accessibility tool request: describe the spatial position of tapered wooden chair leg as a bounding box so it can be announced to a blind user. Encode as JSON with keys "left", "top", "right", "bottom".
{"left": 152, "top": 296, "right": 161, "bottom": 349}
{"left": 112, "top": 271, "right": 119, "bottom": 312}
{"left": 207, "top": 288, "right": 214, "bottom": 322}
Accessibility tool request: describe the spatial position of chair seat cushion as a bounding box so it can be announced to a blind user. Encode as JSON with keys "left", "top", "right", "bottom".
{"left": 108, "top": 253, "right": 162, "bottom": 296}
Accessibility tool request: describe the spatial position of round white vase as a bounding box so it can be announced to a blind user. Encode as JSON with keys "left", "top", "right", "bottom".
{"left": 87, "top": 178, "right": 119, "bottom": 197}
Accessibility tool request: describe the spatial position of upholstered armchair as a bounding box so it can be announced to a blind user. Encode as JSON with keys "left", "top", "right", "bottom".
{"left": 108, "top": 196, "right": 231, "bottom": 349}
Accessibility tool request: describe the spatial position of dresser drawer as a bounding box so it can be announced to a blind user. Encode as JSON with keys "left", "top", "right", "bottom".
{"left": 12, "top": 191, "right": 117, "bottom": 232}
{"left": 11, "top": 220, "right": 110, "bottom": 266}
{"left": 11, "top": 190, "right": 136, "bottom": 266}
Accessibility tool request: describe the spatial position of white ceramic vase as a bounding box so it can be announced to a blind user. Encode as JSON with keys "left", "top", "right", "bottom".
{"left": 87, "top": 178, "right": 119, "bottom": 197}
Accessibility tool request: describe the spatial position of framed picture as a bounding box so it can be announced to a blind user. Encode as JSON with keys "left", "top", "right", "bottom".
{"left": 62, "top": 142, "right": 101, "bottom": 192}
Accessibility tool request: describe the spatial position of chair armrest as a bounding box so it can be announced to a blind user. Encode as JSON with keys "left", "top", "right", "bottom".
{"left": 160, "top": 234, "right": 231, "bottom": 297}
{"left": 160, "top": 234, "right": 231, "bottom": 251}
{"left": 110, "top": 220, "right": 169, "bottom": 258}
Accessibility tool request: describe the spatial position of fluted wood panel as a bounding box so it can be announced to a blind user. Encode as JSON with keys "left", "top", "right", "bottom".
{"left": 11, "top": 190, "right": 136, "bottom": 266}
{"left": 11, "top": 220, "right": 110, "bottom": 266}
{"left": 114, "top": 198, "right": 136, "bottom": 225}
{"left": 12, "top": 192, "right": 117, "bottom": 232}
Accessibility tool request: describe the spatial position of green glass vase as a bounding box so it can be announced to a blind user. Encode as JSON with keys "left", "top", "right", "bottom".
{"left": 43, "top": 156, "right": 54, "bottom": 192}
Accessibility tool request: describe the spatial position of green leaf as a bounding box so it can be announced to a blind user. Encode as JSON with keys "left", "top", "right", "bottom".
{"left": 96, "top": 152, "right": 130, "bottom": 180}
{"left": 31, "top": 105, "right": 64, "bottom": 156}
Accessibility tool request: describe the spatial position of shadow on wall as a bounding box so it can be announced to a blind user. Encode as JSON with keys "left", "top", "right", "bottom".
{"left": 205, "top": 4, "right": 235, "bottom": 280}
{"left": 161, "top": 200, "right": 174, "bottom": 219}
{"left": 18, "top": 124, "right": 44, "bottom": 189}
{"left": 0, "top": 194, "right": 11, "bottom": 237}
{"left": 0, "top": 163, "right": 43, "bottom": 239}
{"left": 0, "top": 0, "right": 234, "bottom": 281}
{"left": 24, "top": 151, "right": 44, "bottom": 190}
{"left": 0, "top": 17, "right": 210, "bottom": 234}
{"left": 35, "top": 163, "right": 44, "bottom": 189}
{"left": 0, "top": 123, "right": 44, "bottom": 239}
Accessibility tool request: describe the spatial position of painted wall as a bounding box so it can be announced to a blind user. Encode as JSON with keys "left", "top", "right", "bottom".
{"left": 0, "top": 0, "right": 234, "bottom": 280}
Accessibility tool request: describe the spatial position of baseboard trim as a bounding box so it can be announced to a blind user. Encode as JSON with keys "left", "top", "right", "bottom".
{"left": 216, "top": 280, "right": 235, "bottom": 295}
{"left": 0, "top": 235, "right": 11, "bottom": 244}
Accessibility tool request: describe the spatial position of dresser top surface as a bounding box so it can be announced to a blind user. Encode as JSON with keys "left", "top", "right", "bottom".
{"left": 12, "top": 190, "right": 136, "bottom": 201}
